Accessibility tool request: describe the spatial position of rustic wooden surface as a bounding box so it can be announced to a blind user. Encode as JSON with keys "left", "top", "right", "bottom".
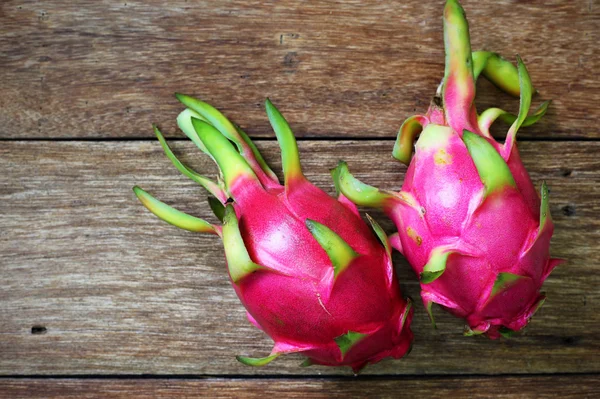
{"left": 1, "top": 141, "right": 599, "bottom": 377}
{"left": 1, "top": 0, "right": 599, "bottom": 397}
{"left": 0, "top": 0, "right": 598, "bottom": 139}
{"left": 1, "top": 375, "right": 599, "bottom": 398}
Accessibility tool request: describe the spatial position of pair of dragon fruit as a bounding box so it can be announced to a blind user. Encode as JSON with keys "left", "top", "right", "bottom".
{"left": 134, "top": 0, "right": 559, "bottom": 372}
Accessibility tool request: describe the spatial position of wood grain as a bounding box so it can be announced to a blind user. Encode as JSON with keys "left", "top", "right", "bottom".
{"left": 1, "top": 375, "right": 599, "bottom": 398}
{"left": 1, "top": 0, "right": 598, "bottom": 139}
{"left": 1, "top": 140, "right": 598, "bottom": 375}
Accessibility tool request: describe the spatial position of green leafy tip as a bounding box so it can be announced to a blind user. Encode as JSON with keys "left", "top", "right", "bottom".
{"left": 265, "top": 98, "right": 303, "bottom": 185}
{"left": 222, "top": 204, "right": 263, "bottom": 284}
{"left": 152, "top": 124, "right": 227, "bottom": 202}
{"left": 425, "top": 300, "right": 437, "bottom": 329}
{"left": 504, "top": 55, "right": 533, "bottom": 153}
{"left": 330, "top": 164, "right": 343, "bottom": 197}
{"left": 191, "top": 118, "right": 257, "bottom": 190}
{"left": 464, "top": 325, "right": 486, "bottom": 336}
{"left": 506, "top": 100, "right": 552, "bottom": 128}
{"left": 175, "top": 93, "right": 278, "bottom": 183}
{"left": 539, "top": 181, "right": 550, "bottom": 231}
{"left": 462, "top": 130, "right": 516, "bottom": 196}
{"left": 472, "top": 52, "right": 521, "bottom": 97}
{"left": 498, "top": 327, "right": 516, "bottom": 339}
{"left": 332, "top": 161, "right": 395, "bottom": 208}
{"left": 401, "top": 298, "right": 413, "bottom": 327}
{"left": 443, "top": 0, "right": 475, "bottom": 116}
{"left": 393, "top": 115, "right": 425, "bottom": 165}
{"left": 334, "top": 331, "right": 368, "bottom": 358}
{"left": 490, "top": 272, "right": 527, "bottom": 298}
{"left": 420, "top": 248, "right": 451, "bottom": 284}
{"left": 132, "top": 186, "right": 217, "bottom": 234}
{"left": 515, "top": 55, "right": 534, "bottom": 122}
{"left": 175, "top": 93, "right": 242, "bottom": 148}
{"left": 365, "top": 214, "right": 391, "bottom": 258}
{"left": 305, "top": 219, "right": 360, "bottom": 279}
{"left": 478, "top": 100, "right": 551, "bottom": 137}
{"left": 207, "top": 196, "right": 226, "bottom": 222}
{"left": 531, "top": 297, "right": 546, "bottom": 318}
{"left": 236, "top": 353, "right": 280, "bottom": 367}
{"left": 176, "top": 108, "right": 211, "bottom": 156}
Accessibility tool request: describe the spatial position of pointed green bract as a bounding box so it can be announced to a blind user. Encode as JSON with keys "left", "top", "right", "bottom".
{"left": 133, "top": 186, "right": 217, "bottom": 234}
{"left": 191, "top": 118, "right": 258, "bottom": 191}
{"left": 401, "top": 298, "right": 413, "bottom": 327}
{"left": 305, "top": 219, "right": 360, "bottom": 279}
{"left": 236, "top": 353, "right": 280, "bottom": 366}
{"left": 504, "top": 56, "right": 533, "bottom": 152}
{"left": 300, "top": 358, "right": 314, "bottom": 367}
{"left": 333, "top": 161, "right": 396, "bottom": 208}
{"left": 531, "top": 297, "right": 546, "bottom": 317}
{"left": 222, "top": 205, "right": 263, "bottom": 283}
{"left": 490, "top": 272, "right": 527, "bottom": 298}
{"left": 334, "top": 331, "right": 368, "bottom": 358}
{"left": 522, "top": 183, "right": 554, "bottom": 259}
{"left": 472, "top": 51, "right": 492, "bottom": 80}
{"left": 420, "top": 247, "right": 451, "bottom": 284}
{"left": 153, "top": 125, "right": 227, "bottom": 202}
{"left": 478, "top": 101, "right": 551, "bottom": 136}
{"left": 234, "top": 124, "right": 280, "bottom": 182}
{"left": 471, "top": 51, "right": 492, "bottom": 81}
{"left": 207, "top": 196, "right": 226, "bottom": 222}
{"left": 539, "top": 181, "right": 550, "bottom": 231}
{"left": 176, "top": 93, "right": 243, "bottom": 148}
{"left": 498, "top": 326, "right": 516, "bottom": 339}
{"left": 443, "top": 0, "right": 475, "bottom": 117}
{"left": 464, "top": 325, "right": 485, "bottom": 336}
{"left": 472, "top": 51, "right": 520, "bottom": 97}
{"left": 462, "top": 130, "right": 516, "bottom": 195}
{"left": 265, "top": 98, "right": 303, "bottom": 185}
{"left": 425, "top": 300, "right": 437, "bottom": 329}
{"left": 475, "top": 107, "right": 501, "bottom": 138}
{"left": 176, "top": 93, "right": 278, "bottom": 182}
{"left": 330, "top": 165, "right": 343, "bottom": 197}
{"left": 393, "top": 115, "right": 426, "bottom": 165}
{"left": 176, "top": 109, "right": 211, "bottom": 155}
{"left": 482, "top": 53, "right": 521, "bottom": 97}
{"left": 365, "top": 214, "right": 391, "bottom": 258}
{"left": 501, "top": 101, "right": 551, "bottom": 127}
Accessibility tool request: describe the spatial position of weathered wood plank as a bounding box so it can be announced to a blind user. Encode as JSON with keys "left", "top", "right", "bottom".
{"left": 0, "top": 375, "right": 599, "bottom": 398}
{"left": 1, "top": 140, "right": 599, "bottom": 375}
{"left": 0, "top": 0, "right": 597, "bottom": 139}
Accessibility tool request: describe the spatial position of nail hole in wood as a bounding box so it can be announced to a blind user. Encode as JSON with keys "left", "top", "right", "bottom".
{"left": 31, "top": 326, "right": 47, "bottom": 335}
{"left": 561, "top": 169, "right": 572, "bottom": 177}
{"left": 562, "top": 336, "right": 580, "bottom": 346}
{"left": 562, "top": 205, "right": 576, "bottom": 216}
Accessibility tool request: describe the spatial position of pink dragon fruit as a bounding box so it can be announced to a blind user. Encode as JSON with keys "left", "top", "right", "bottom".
{"left": 334, "top": 0, "right": 561, "bottom": 339}
{"left": 133, "top": 95, "right": 413, "bottom": 371}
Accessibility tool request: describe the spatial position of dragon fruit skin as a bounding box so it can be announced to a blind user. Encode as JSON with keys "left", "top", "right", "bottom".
{"left": 133, "top": 96, "right": 413, "bottom": 372}
{"left": 334, "top": 0, "right": 561, "bottom": 339}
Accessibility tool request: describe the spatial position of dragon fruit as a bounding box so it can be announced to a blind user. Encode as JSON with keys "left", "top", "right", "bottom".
{"left": 133, "top": 95, "right": 413, "bottom": 371}
{"left": 333, "top": 0, "right": 560, "bottom": 339}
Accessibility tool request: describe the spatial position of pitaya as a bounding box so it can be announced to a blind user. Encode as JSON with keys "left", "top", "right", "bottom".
{"left": 333, "top": 0, "right": 561, "bottom": 339}
{"left": 133, "top": 95, "right": 413, "bottom": 371}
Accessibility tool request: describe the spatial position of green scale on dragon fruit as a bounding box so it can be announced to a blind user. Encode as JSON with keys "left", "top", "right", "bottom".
{"left": 133, "top": 95, "right": 413, "bottom": 372}
{"left": 334, "top": 0, "right": 561, "bottom": 339}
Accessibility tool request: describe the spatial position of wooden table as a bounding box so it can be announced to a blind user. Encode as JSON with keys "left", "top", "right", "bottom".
{"left": 1, "top": 1, "right": 599, "bottom": 397}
